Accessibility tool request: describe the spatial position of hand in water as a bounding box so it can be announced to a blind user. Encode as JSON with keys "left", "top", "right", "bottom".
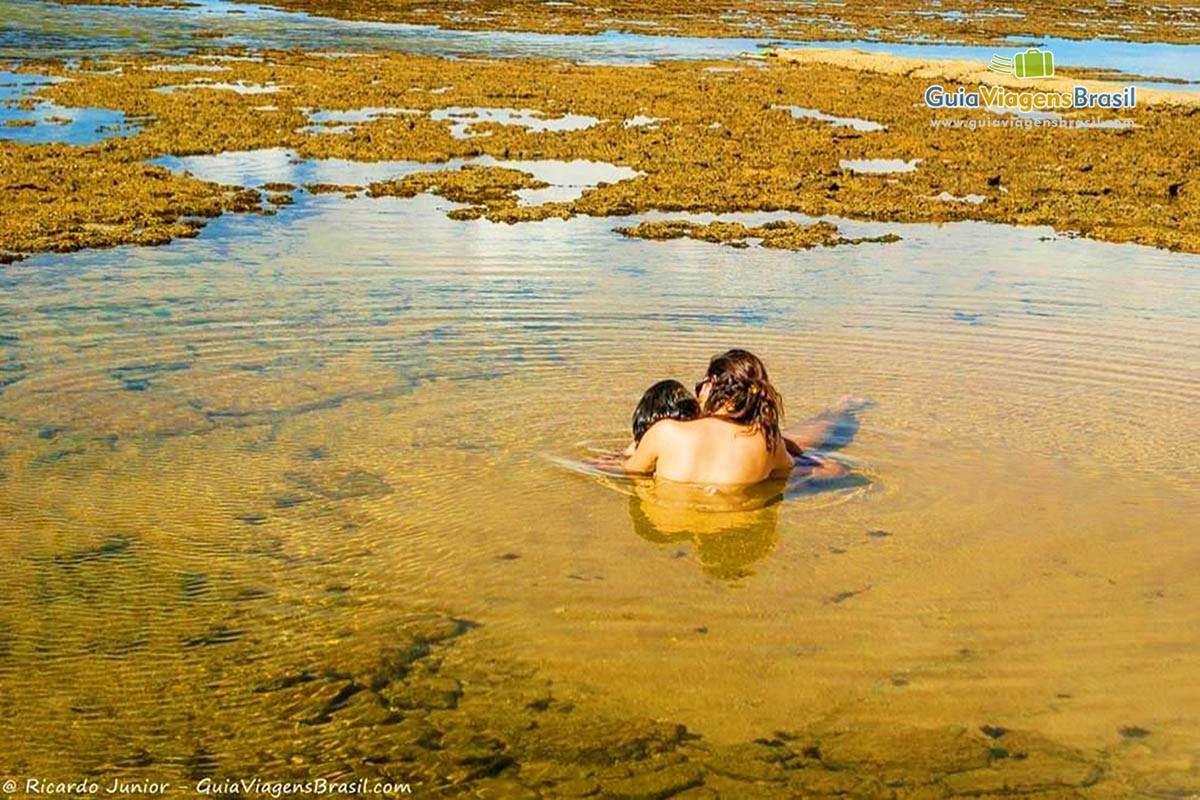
{"left": 585, "top": 450, "right": 628, "bottom": 474}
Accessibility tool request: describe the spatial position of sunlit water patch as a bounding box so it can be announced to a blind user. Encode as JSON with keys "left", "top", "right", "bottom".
{"left": 840, "top": 157, "right": 921, "bottom": 173}
{"left": 0, "top": 70, "right": 139, "bottom": 144}
{"left": 622, "top": 114, "right": 661, "bottom": 129}
{"left": 299, "top": 105, "right": 422, "bottom": 134}
{"left": 4, "top": 0, "right": 1200, "bottom": 88}
{"left": 144, "top": 62, "right": 232, "bottom": 72}
{"left": 774, "top": 103, "right": 886, "bottom": 132}
{"left": 153, "top": 78, "right": 284, "bottom": 94}
{"left": 930, "top": 191, "right": 987, "bottom": 204}
{"left": 428, "top": 106, "right": 602, "bottom": 139}
{"left": 154, "top": 148, "right": 640, "bottom": 206}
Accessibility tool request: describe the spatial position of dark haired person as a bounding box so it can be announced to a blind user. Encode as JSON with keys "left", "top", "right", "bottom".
{"left": 631, "top": 379, "right": 701, "bottom": 446}
{"left": 622, "top": 349, "right": 850, "bottom": 485}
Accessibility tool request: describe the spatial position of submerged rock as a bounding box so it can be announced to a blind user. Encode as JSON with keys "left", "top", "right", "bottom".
{"left": 382, "top": 676, "right": 462, "bottom": 710}
{"left": 602, "top": 761, "right": 703, "bottom": 800}
{"left": 51, "top": 534, "right": 135, "bottom": 567}
{"left": 0, "top": 146, "right": 263, "bottom": 254}
{"left": 470, "top": 778, "right": 540, "bottom": 799}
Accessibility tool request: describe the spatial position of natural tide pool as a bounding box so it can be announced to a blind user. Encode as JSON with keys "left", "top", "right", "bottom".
{"left": 0, "top": 70, "right": 138, "bottom": 144}
{"left": 0, "top": 150, "right": 1197, "bottom": 792}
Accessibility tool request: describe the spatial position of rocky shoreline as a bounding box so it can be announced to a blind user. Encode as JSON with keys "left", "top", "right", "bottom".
{"left": 2, "top": 48, "right": 1197, "bottom": 264}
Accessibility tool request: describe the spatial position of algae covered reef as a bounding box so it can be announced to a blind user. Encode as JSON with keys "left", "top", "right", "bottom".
{"left": 614, "top": 219, "right": 902, "bottom": 249}
{"left": 0, "top": 144, "right": 264, "bottom": 258}
{"left": 2, "top": 48, "right": 1198, "bottom": 263}
{"left": 39, "top": 0, "right": 1200, "bottom": 46}
{"left": 364, "top": 164, "right": 555, "bottom": 221}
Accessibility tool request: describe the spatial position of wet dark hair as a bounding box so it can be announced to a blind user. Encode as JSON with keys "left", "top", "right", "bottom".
{"left": 699, "top": 349, "right": 783, "bottom": 452}
{"left": 632, "top": 379, "right": 701, "bottom": 443}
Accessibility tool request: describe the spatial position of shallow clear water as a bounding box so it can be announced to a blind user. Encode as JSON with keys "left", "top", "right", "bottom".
{"left": 1, "top": 150, "right": 1197, "bottom": 775}
{"left": 0, "top": 70, "right": 136, "bottom": 144}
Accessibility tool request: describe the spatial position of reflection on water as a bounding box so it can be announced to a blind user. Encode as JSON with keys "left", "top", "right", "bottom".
{"left": 153, "top": 148, "right": 642, "bottom": 207}
{"left": 627, "top": 488, "right": 782, "bottom": 582}
{"left": 0, "top": 70, "right": 138, "bottom": 144}
{"left": 840, "top": 157, "right": 921, "bottom": 174}
{"left": 773, "top": 103, "right": 886, "bottom": 132}
{"left": 153, "top": 78, "right": 284, "bottom": 94}
{"left": 428, "top": 107, "right": 602, "bottom": 139}
{"left": 627, "top": 469, "right": 872, "bottom": 581}
{"left": 0, "top": 148, "right": 1198, "bottom": 785}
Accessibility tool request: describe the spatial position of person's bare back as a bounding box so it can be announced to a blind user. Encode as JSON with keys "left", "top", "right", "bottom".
{"left": 616, "top": 350, "right": 861, "bottom": 489}
{"left": 624, "top": 416, "right": 793, "bottom": 485}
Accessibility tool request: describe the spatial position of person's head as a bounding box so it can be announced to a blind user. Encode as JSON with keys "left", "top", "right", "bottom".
{"left": 695, "top": 349, "right": 783, "bottom": 451}
{"left": 632, "top": 379, "right": 701, "bottom": 443}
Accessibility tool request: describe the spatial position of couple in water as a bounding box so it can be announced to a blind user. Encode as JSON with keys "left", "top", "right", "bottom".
{"left": 607, "top": 349, "right": 860, "bottom": 488}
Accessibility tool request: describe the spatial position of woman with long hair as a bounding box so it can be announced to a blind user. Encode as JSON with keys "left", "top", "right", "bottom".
{"left": 622, "top": 349, "right": 814, "bottom": 485}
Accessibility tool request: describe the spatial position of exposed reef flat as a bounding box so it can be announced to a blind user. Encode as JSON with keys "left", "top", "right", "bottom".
{"left": 365, "top": 164, "right": 550, "bottom": 220}
{"left": 40, "top": 0, "right": 1200, "bottom": 46}
{"left": 0, "top": 142, "right": 264, "bottom": 254}
{"left": 614, "top": 219, "right": 902, "bottom": 249}
{"left": 2, "top": 49, "right": 1197, "bottom": 259}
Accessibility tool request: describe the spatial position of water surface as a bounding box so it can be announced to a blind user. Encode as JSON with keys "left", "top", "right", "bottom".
{"left": 1, "top": 152, "right": 1196, "bottom": 776}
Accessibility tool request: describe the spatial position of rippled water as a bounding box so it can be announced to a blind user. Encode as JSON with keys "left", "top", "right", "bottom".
{"left": 1, "top": 149, "right": 1197, "bottom": 781}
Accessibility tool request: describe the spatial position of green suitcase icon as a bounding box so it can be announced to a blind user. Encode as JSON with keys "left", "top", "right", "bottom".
{"left": 1013, "top": 48, "right": 1054, "bottom": 78}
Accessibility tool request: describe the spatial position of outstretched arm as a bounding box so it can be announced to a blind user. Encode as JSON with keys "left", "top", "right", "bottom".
{"left": 584, "top": 439, "right": 649, "bottom": 475}
{"left": 621, "top": 425, "right": 662, "bottom": 475}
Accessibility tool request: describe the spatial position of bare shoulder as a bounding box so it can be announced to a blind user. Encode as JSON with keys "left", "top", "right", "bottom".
{"left": 645, "top": 418, "right": 690, "bottom": 441}
{"left": 770, "top": 435, "right": 795, "bottom": 474}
